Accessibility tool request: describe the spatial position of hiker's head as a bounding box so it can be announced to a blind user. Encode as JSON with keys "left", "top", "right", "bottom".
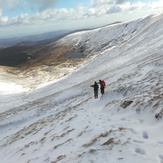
{"left": 99, "top": 80, "right": 101, "bottom": 82}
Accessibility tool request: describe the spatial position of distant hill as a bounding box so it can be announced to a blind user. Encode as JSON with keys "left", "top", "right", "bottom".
{"left": 0, "top": 30, "right": 71, "bottom": 48}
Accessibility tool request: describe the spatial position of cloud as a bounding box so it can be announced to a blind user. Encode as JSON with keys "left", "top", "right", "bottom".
{"left": 0, "top": 0, "right": 58, "bottom": 12}
{"left": 92, "top": 0, "right": 129, "bottom": 7}
{"left": 92, "top": 0, "right": 113, "bottom": 7}
{"left": 0, "top": 0, "right": 162, "bottom": 28}
{"left": 0, "top": 5, "right": 8, "bottom": 25}
{"left": 0, "top": 0, "right": 24, "bottom": 10}
{"left": 28, "top": 0, "right": 58, "bottom": 11}
{"left": 0, "top": 0, "right": 59, "bottom": 26}
{"left": 0, "top": 12, "right": 9, "bottom": 25}
{"left": 149, "top": 0, "right": 163, "bottom": 9}
{"left": 115, "top": 0, "right": 128, "bottom": 4}
{"left": 1, "top": 8, "right": 78, "bottom": 26}
{"left": 107, "top": 5, "right": 122, "bottom": 14}
{"left": 90, "top": 0, "right": 128, "bottom": 16}
{"left": 0, "top": 8, "right": 2, "bottom": 17}
{"left": 86, "top": 8, "right": 98, "bottom": 17}
{"left": 0, "top": 1, "right": 144, "bottom": 27}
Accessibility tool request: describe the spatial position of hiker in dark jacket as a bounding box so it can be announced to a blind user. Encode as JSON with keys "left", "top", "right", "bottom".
{"left": 90, "top": 81, "right": 99, "bottom": 99}
{"left": 98, "top": 79, "right": 106, "bottom": 95}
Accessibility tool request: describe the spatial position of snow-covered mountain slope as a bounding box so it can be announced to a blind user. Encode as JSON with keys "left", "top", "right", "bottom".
{"left": 0, "top": 13, "right": 163, "bottom": 163}
{"left": 58, "top": 15, "right": 152, "bottom": 56}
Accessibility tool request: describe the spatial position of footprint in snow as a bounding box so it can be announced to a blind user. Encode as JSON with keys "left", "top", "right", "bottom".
{"left": 142, "top": 131, "right": 148, "bottom": 139}
{"left": 157, "top": 141, "right": 163, "bottom": 145}
{"left": 135, "top": 147, "right": 146, "bottom": 155}
{"left": 129, "top": 128, "right": 138, "bottom": 135}
{"left": 159, "top": 155, "right": 163, "bottom": 163}
{"left": 139, "top": 119, "right": 144, "bottom": 124}
{"left": 110, "top": 125, "right": 115, "bottom": 128}
{"left": 133, "top": 139, "right": 145, "bottom": 144}
{"left": 121, "top": 118, "right": 126, "bottom": 121}
{"left": 159, "top": 155, "right": 163, "bottom": 159}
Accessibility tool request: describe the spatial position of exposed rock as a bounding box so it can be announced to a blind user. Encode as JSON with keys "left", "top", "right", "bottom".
{"left": 155, "top": 108, "right": 163, "bottom": 120}
{"left": 121, "top": 100, "right": 133, "bottom": 108}
{"left": 102, "top": 138, "right": 114, "bottom": 145}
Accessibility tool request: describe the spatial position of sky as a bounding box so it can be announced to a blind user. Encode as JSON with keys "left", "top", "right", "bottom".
{"left": 0, "top": 0, "right": 162, "bottom": 38}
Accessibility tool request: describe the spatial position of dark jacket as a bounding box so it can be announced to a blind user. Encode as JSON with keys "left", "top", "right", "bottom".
{"left": 91, "top": 82, "right": 99, "bottom": 91}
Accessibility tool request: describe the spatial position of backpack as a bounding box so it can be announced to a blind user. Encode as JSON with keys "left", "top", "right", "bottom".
{"left": 101, "top": 80, "right": 106, "bottom": 87}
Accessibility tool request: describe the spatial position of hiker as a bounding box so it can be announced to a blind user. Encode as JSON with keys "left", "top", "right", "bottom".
{"left": 90, "top": 81, "right": 99, "bottom": 99}
{"left": 98, "top": 79, "right": 106, "bottom": 95}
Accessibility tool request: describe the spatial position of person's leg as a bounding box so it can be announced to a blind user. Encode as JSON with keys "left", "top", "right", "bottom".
{"left": 94, "top": 91, "right": 96, "bottom": 98}
{"left": 101, "top": 87, "right": 104, "bottom": 95}
{"left": 100, "top": 88, "right": 102, "bottom": 95}
{"left": 95, "top": 90, "right": 98, "bottom": 98}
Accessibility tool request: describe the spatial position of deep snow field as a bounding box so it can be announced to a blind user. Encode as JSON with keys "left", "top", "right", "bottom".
{"left": 0, "top": 13, "right": 163, "bottom": 163}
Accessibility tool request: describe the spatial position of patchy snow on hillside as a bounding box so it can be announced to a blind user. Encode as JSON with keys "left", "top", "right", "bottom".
{"left": 0, "top": 13, "right": 163, "bottom": 163}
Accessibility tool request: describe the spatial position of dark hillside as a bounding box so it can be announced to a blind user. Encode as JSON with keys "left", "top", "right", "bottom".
{"left": 0, "top": 46, "right": 34, "bottom": 67}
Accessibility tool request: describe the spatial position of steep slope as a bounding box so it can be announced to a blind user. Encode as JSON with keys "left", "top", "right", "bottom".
{"left": 0, "top": 14, "right": 163, "bottom": 163}
{"left": 58, "top": 15, "right": 152, "bottom": 56}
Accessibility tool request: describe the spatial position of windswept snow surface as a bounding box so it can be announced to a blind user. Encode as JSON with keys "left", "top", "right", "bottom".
{"left": 0, "top": 14, "right": 163, "bottom": 163}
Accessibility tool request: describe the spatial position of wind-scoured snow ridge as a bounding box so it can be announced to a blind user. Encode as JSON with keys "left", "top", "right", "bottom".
{"left": 0, "top": 13, "right": 163, "bottom": 163}
{"left": 59, "top": 15, "right": 153, "bottom": 55}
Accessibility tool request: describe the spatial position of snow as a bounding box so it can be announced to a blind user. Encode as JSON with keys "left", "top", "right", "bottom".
{"left": 0, "top": 80, "right": 31, "bottom": 95}
{"left": 0, "top": 13, "right": 163, "bottom": 163}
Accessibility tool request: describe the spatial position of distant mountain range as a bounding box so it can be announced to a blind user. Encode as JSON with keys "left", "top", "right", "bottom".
{"left": 0, "top": 30, "right": 71, "bottom": 48}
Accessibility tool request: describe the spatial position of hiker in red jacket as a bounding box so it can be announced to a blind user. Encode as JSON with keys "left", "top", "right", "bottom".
{"left": 98, "top": 79, "right": 106, "bottom": 95}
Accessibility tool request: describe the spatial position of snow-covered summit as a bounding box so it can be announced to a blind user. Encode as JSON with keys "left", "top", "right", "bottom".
{"left": 0, "top": 13, "right": 163, "bottom": 163}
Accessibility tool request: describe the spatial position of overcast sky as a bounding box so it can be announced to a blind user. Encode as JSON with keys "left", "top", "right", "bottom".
{"left": 0, "top": 0, "right": 162, "bottom": 38}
